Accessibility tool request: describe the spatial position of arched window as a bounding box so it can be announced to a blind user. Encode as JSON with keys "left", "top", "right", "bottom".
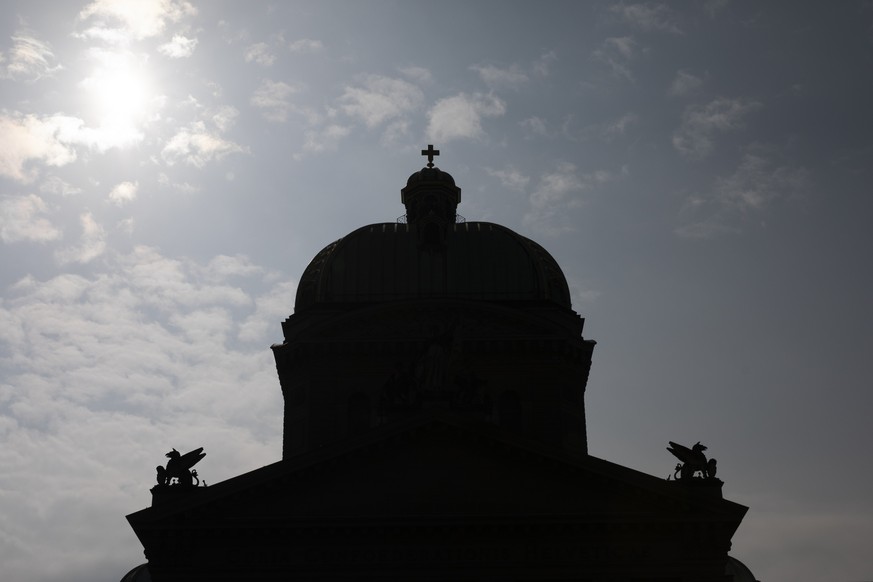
{"left": 348, "top": 392, "right": 371, "bottom": 435}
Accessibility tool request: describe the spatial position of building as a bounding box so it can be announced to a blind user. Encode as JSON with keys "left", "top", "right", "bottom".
{"left": 126, "top": 148, "right": 753, "bottom": 581}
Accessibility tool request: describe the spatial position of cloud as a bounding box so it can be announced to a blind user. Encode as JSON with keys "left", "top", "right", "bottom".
{"left": 676, "top": 149, "right": 810, "bottom": 238}
{"left": 0, "top": 194, "right": 62, "bottom": 243}
{"left": 158, "top": 34, "right": 198, "bottom": 58}
{"left": 338, "top": 75, "right": 424, "bottom": 128}
{"left": 237, "top": 279, "right": 297, "bottom": 343}
{"left": 485, "top": 165, "right": 530, "bottom": 191}
{"left": 426, "top": 93, "right": 506, "bottom": 143}
{"left": 470, "top": 64, "right": 529, "bottom": 88}
{"left": 0, "top": 246, "right": 292, "bottom": 581}
{"left": 78, "top": 0, "right": 197, "bottom": 41}
{"left": 523, "top": 163, "right": 614, "bottom": 235}
{"left": 524, "top": 162, "right": 587, "bottom": 235}
{"left": 161, "top": 121, "right": 246, "bottom": 167}
{"left": 704, "top": 0, "right": 729, "bottom": 18}
{"left": 108, "top": 180, "right": 138, "bottom": 206}
{"left": 668, "top": 69, "right": 704, "bottom": 96}
{"left": 533, "top": 51, "right": 558, "bottom": 77}
{"left": 672, "top": 97, "right": 761, "bottom": 159}
{"left": 250, "top": 79, "right": 300, "bottom": 123}
{"left": 244, "top": 42, "right": 275, "bottom": 67}
{"left": 54, "top": 212, "right": 107, "bottom": 264}
{"left": 0, "top": 113, "right": 81, "bottom": 182}
{"left": 601, "top": 112, "right": 638, "bottom": 139}
{"left": 40, "top": 176, "right": 82, "bottom": 196}
{"left": 1, "top": 32, "right": 61, "bottom": 80}
{"left": 399, "top": 66, "right": 433, "bottom": 84}
{"left": 210, "top": 105, "right": 239, "bottom": 133}
{"left": 520, "top": 116, "right": 551, "bottom": 138}
{"left": 199, "top": 254, "right": 264, "bottom": 282}
{"left": 612, "top": 2, "right": 682, "bottom": 34}
{"left": 287, "top": 38, "right": 323, "bottom": 54}
{"left": 593, "top": 36, "right": 637, "bottom": 81}
{"left": 299, "top": 124, "right": 352, "bottom": 157}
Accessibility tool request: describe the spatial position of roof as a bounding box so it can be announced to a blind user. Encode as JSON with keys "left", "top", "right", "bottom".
{"left": 294, "top": 222, "right": 572, "bottom": 311}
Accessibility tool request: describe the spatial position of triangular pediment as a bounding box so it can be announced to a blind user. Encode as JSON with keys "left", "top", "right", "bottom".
{"left": 130, "top": 413, "right": 745, "bottom": 530}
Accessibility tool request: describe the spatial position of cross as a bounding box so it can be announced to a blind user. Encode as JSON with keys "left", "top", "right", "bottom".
{"left": 421, "top": 144, "right": 440, "bottom": 168}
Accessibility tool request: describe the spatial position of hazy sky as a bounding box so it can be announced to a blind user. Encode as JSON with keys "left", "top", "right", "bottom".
{"left": 1, "top": 1, "right": 872, "bottom": 581}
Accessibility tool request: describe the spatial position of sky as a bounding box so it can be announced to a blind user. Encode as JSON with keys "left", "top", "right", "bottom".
{"left": 0, "top": 1, "right": 872, "bottom": 580}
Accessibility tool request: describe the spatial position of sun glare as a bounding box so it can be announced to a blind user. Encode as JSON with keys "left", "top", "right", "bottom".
{"left": 80, "top": 49, "right": 158, "bottom": 148}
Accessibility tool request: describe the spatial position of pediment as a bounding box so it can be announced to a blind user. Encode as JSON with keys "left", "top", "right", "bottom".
{"left": 132, "top": 415, "right": 745, "bottom": 529}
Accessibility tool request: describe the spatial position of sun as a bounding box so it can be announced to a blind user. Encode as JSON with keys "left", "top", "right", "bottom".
{"left": 80, "top": 48, "right": 158, "bottom": 148}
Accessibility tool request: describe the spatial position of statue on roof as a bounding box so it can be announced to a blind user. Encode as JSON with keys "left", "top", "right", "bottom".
{"left": 156, "top": 447, "right": 206, "bottom": 488}
{"left": 667, "top": 441, "right": 717, "bottom": 481}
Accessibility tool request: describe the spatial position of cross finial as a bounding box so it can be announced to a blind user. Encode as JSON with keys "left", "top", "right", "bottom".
{"left": 421, "top": 144, "right": 440, "bottom": 168}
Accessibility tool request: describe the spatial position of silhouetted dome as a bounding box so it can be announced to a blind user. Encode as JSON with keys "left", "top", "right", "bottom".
{"left": 119, "top": 563, "right": 151, "bottom": 582}
{"left": 725, "top": 556, "right": 759, "bottom": 582}
{"left": 294, "top": 160, "right": 572, "bottom": 313}
{"left": 405, "top": 166, "right": 456, "bottom": 187}
{"left": 294, "top": 221, "right": 572, "bottom": 311}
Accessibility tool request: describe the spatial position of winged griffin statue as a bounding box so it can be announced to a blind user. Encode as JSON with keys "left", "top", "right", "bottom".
{"left": 156, "top": 447, "right": 206, "bottom": 488}
{"left": 667, "top": 441, "right": 717, "bottom": 481}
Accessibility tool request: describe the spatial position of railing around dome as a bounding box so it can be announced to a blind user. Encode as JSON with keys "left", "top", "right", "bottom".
{"left": 396, "top": 214, "right": 466, "bottom": 224}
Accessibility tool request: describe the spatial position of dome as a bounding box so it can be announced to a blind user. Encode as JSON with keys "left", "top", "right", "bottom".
{"left": 725, "top": 556, "right": 759, "bottom": 582}
{"left": 294, "top": 151, "right": 572, "bottom": 313}
{"left": 294, "top": 221, "right": 572, "bottom": 311}
{"left": 119, "top": 563, "right": 151, "bottom": 582}
{"left": 405, "top": 166, "right": 456, "bottom": 187}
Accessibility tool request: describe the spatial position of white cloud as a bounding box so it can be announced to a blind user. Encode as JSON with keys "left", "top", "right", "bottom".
{"left": 399, "top": 66, "right": 433, "bottom": 84}
{"left": 524, "top": 163, "right": 586, "bottom": 235}
{"left": 485, "top": 165, "right": 530, "bottom": 191}
{"left": 238, "top": 280, "right": 297, "bottom": 343}
{"left": 210, "top": 106, "right": 239, "bottom": 133}
{"left": 108, "top": 180, "right": 138, "bottom": 206}
{"left": 672, "top": 97, "right": 761, "bottom": 159}
{"left": 40, "top": 176, "right": 82, "bottom": 196}
{"left": 593, "top": 36, "right": 637, "bottom": 81}
{"left": 161, "top": 121, "right": 246, "bottom": 167}
{"left": 704, "top": 0, "right": 729, "bottom": 18}
{"left": 78, "top": 0, "right": 197, "bottom": 41}
{"left": 54, "top": 212, "right": 106, "bottom": 264}
{"left": 470, "top": 64, "right": 529, "bottom": 88}
{"left": 299, "top": 124, "right": 351, "bottom": 157}
{"left": 676, "top": 150, "right": 809, "bottom": 238}
{"left": 244, "top": 42, "right": 275, "bottom": 67}
{"left": 117, "top": 217, "right": 134, "bottom": 235}
{"left": 0, "top": 113, "right": 81, "bottom": 183}
{"left": 338, "top": 75, "right": 423, "bottom": 128}
{"left": 200, "top": 254, "right": 264, "bottom": 282}
{"left": 533, "top": 51, "right": 558, "bottom": 77}
{"left": 426, "top": 93, "right": 506, "bottom": 143}
{"left": 0, "top": 194, "right": 62, "bottom": 243}
{"left": 602, "top": 112, "right": 638, "bottom": 139}
{"left": 1, "top": 32, "right": 61, "bottom": 80}
{"left": 669, "top": 69, "right": 704, "bottom": 96}
{"left": 158, "top": 34, "right": 198, "bottom": 58}
{"left": 287, "top": 38, "right": 323, "bottom": 54}
{"left": 0, "top": 246, "right": 291, "bottom": 581}
{"left": 381, "top": 119, "right": 411, "bottom": 145}
{"left": 612, "top": 2, "right": 682, "bottom": 34}
{"left": 250, "top": 79, "right": 300, "bottom": 123}
{"left": 522, "top": 163, "right": 615, "bottom": 235}
{"left": 520, "top": 116, "right": 551, "bottom": 138}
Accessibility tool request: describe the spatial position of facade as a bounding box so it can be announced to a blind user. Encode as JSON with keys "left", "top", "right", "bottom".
{"left": 126, "top": 150, "right": 751, "bottom": 581}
